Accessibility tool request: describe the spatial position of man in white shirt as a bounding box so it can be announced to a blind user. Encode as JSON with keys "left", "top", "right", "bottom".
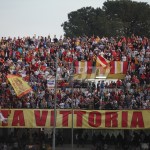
{"left": 122, "top": 54, "right": 127, "bottom": 61}
{"left": 59, "top": 101, "right": 65, "bottom": 109}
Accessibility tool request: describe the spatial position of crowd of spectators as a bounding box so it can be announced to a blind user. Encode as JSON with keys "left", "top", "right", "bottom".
{"left": 0, "top": 34, "right": 149, "bottom": 110}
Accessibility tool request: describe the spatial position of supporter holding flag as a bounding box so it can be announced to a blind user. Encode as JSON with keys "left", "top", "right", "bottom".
{"left": 7, "top": 74, "right": 32, "bottom": 97}
{"left": 96, "top": 55, "right": 110, "bottom": 77}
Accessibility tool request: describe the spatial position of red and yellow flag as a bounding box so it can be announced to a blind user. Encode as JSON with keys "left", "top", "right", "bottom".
{"left": 96, "top": 55, "right": 110, "bottom": 68}
{"left": 7, "top": 74, "right": 32, "bottom": 98}
{"left": 74, "top": 60, "right": 96, "bottom": 79}
{"left": 109, "top": 61, "right": 128, "bottom": 74}
{"left": 107, "top": 61, "right": 128, "bottom": 79}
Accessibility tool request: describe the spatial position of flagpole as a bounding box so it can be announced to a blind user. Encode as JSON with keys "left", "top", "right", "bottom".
{"left": 52, "top": 52, "right": 58, "bottom": 150}
{"left": 71, "top": 61, "right": 74, "bottom": 150}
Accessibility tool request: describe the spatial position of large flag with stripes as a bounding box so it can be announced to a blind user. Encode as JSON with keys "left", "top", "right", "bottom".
{"left": 109, "top": 61, "right": 128, "bottom": 74}
{"left": 74, "top": 60, "right": 92, "bottom": 74}
{"left": 107, "top": 61, "right": 128, "bottom": 79}
{"left": 73, "top": 60, "right": 96, "bottom": 79}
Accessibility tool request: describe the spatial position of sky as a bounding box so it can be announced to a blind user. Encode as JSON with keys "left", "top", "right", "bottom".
{"left": 0, "top": 0, "right": 150, "bottom": 38}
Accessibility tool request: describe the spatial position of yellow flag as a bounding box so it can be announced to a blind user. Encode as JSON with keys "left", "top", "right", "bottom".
{"left": 7, "top": 74, "right": 32, "bottom": 97}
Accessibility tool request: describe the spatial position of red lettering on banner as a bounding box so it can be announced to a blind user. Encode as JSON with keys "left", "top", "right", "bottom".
{"left": 74, "top": 111, "right": 86, "bottom": 127}
{"left": 131, "top": 112, "right": 144, "bottom": 128}
{"left": 105, "top": 112, "right": 118, "bottom": 127}
{"left": 60, "top": 110, "right": 71, "bottom": 127}
{"left": 0, "top": 109, "right": 147, "bottom": 129}
{"left": 1, "top": 110, "right": 11, "bottom": 126}
{"left": 34, "top": 110, "right": 48, "bottom": 126}
{"left": 50, "top": 111, "right": 54, "bottom": 126}
{"left": 88, "top": 111, "right": 101, "bottom": 127}
{"left": 12, "top": 110, "right": 25, "bottom": 126}
{"left": 122, "top": 111, "right": 128, "bottom": 127}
